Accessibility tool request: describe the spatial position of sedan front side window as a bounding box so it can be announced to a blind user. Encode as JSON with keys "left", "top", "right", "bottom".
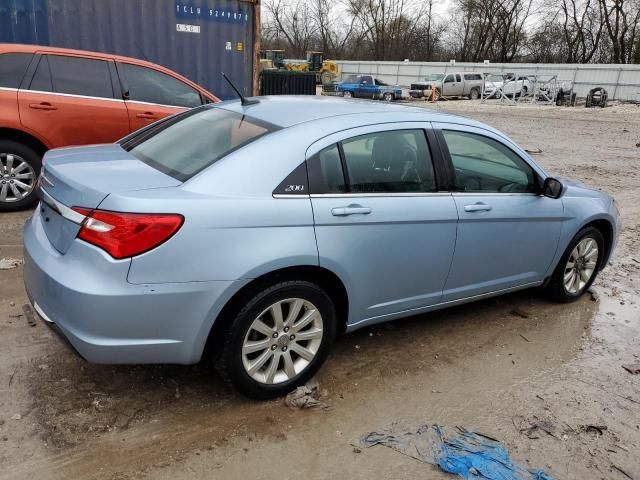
{"left": 442, "top": 130, "right": 537, "bottom": 193}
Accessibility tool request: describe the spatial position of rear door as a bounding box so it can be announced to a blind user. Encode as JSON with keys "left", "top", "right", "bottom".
{"left": 18, "top": 54, "right": 130, "bottom": 148}
{"left": 434, "top": 123, "right": 563, "bottom": 301}
{"left": 116, "top": 62, "right": 204, "bottom": 132}
{"left": 308, "top": 124, "right": 458, "bottom": 325}
{"left": 0, "top": 52, "right": 34, "bottom": 126}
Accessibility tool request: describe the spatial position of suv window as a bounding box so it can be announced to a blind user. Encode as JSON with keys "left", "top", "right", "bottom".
{"left": 119, "top": 63, "right": 202, "bottom": 108}
{"left": 464, "top": 73, "right": 482, "bottom": 81}
{"left": 30, "top": 56, "right": 53, "bottom": 92}
{"left": 444, "top": 74, "right": 454, "bottom": 83}
{"left": 360, "top": 76, "right": 373, "bottom": 85}
{"left": 0, "top": 53, "right": 33, "bottom": 88}
{"left": 342, "top": 130, "right": 435, "bottom": 193}
{"left": 456, "top": 74, "right": 462, "bottom": 82}
{"left": 442, "top": 130, "right": 537, "bottom": 193}
{"left": 344, "top": 75, "right": 358, "bottom": 83}
{"left": 126, "top": 108, "right": 277, "bottom": 181}
{"left": 47, "top": 55, "right": 114, "bottom": 98}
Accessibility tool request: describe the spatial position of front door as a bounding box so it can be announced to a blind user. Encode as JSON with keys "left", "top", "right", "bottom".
{"left": 356, "top": 75, "right": 376, "bottom": 98}
{"left": 435, "top": 123, "right": 563, "bottom": 301}
{"left": 442, "top": 73, "right": 463, "bottom": 96}
{"left": 308, "top": 124, "right": 458, "bottom": 326}
{"left": 116, "top": 62, "right": 203, "bottom": 132}
{"left": 18, "top": 54, "right": 129, "bottom": 148}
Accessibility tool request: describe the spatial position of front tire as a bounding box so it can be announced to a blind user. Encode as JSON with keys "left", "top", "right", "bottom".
{"left": 545, "top": 227, "right": 604, "bottom": 302}
{"left": 216, "top": 281, "right": 337, "bottom": 399}
{"left": 320, "top": 72, "right": 333, "bottom": 85}
{"left": 342, "top": 91, "right": 353, "bottom": 99}
{"left": 0, "top": 140, "right": 42, "bottom": 212}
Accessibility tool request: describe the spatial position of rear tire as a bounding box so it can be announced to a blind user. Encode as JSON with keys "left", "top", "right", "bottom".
{"left": 382, "top": 92, "right": 394, "bottom": 102}
{"left": 216, "top": 280, "right": 337, "bottom": 399}
{"left": 0, "top": 140, "right": 42, "bottom": 212}
{"left": 469, "top": 88, "right": 480, "bottom": 100}
{"left": 545, "top": 227, "right": 604, "bottom": 303}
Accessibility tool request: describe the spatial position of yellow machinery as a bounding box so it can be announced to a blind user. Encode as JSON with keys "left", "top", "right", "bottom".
{"left": 261, "top": 50, "right": 339, "bottom": 84}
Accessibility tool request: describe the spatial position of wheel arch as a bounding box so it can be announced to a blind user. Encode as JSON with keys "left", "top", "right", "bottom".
{"left": 202, "top": 265, "right": 349, "bottom": 362}
{"left": 582, "top": 218, "right": 614, "bottom": 266}
{"left": 544, "top": 214, "right": 615, "bottom": 286}
{"left": 0, "top": 127, "right": 50, "bottom": 157}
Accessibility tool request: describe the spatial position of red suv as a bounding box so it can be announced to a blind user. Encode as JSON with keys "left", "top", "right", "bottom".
{"left": 0, "top": 44, "right": 219, "bottom": 211}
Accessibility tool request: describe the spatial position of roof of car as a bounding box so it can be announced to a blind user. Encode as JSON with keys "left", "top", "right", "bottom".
{"left": 216, "top": 95, "right": 479, "bottom": 129}
{"left": 0, "top": 43, "right": 217, "bottom": 100}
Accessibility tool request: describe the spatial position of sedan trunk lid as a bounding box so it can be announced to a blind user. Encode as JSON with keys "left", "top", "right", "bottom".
{"left": 39, "top": 144, "right": 181, "bottom": 254}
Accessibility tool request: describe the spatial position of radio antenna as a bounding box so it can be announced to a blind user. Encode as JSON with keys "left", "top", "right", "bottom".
{"left": 222, "top": 72, "right": 259, "bottom": 106}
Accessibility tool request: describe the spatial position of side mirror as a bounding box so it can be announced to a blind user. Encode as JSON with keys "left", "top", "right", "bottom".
{"left": 542, "top": 177, "right": 563, "bottom": 199}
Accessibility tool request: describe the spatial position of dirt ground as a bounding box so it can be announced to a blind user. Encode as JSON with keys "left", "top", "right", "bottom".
{"left": 1, "top": 100, "right": 639, "bottom": 480}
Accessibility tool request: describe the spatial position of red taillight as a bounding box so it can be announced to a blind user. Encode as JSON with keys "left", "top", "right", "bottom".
{"left": 72, "top": 208, "right": 184, "bottom": 259}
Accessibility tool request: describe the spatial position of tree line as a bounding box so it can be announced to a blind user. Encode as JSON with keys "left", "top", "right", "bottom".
{"left": 261, "top": 0, "right": 640, "bottom": 64}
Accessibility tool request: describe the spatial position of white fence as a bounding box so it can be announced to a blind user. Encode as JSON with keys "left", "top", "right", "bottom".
{"left": 335, "top": 61, "right": 640, "bottom": 101}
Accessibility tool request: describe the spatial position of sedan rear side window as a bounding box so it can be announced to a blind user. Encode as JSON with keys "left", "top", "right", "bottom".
{"left": 127, "top": 108, "right": 277, "bottom": 181}
{"left": 308, "top": 144, "right": 346, "bottom": 194}
{"left": 342, "top": 130, "right": 436, "bottom": 193}
{"left": 47, "top": 55, "right": 115, "bottom": 99}
{"left": 308, "top": 130, "right": 436, "bottom": 194}
{"left": 0, "top": 53, "right": 33, "bottom": 88}
{"left": 119, "top": 63, "right": 202, "bottom": 108}
{"left": 442, "top": 130, "right": 537, "bottom": 193}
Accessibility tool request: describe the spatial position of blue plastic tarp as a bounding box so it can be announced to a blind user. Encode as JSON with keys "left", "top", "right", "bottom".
{"left": 357, "top": 423, "right": 556, "bottom": 480}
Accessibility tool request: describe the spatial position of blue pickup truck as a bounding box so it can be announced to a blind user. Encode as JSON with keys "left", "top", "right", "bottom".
{"left": 335, "top": 74, "right": 402, "bottom": 101}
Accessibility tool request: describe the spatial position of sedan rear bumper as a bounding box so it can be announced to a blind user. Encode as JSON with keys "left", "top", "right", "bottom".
{"left": 23, "top": 209, "right": 242, "bottom": 365}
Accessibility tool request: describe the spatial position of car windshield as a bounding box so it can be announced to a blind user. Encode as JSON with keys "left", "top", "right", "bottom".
{"left": 125, "top": 107, "right": 278, "bottom": 181}
{"left": 426, "top": 74, "right": 445, "bottom": 81}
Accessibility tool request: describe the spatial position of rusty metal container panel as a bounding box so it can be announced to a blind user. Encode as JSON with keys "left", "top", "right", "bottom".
{"left": 0, "top": 0, "right": 256, "bottom": 99}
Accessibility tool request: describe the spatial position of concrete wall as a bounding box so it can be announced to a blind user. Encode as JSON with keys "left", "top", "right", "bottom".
{"left": 335, "top": 61, "right": 640, "bottom": 101}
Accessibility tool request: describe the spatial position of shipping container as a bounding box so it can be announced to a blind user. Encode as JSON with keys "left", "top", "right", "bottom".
{"left": 0, "top": 0, "right": 259, "bottom": 100}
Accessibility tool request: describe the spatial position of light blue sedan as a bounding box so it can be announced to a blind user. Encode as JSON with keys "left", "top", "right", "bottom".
{"left": 23, "top": 97, "right": 620, "bottom": 398}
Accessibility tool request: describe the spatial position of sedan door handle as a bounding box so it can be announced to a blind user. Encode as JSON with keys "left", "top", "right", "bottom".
{"left": 464, "top": 202, "right": 493, "bottom": 212}
{"left": 136, "top": 112, "right": 158, "bottom": 120}
{"left": 331, "top": 205, "right": 372, "bottom": 216}
{"left": 29, "top": 102, "right": 57, "bottom": 111}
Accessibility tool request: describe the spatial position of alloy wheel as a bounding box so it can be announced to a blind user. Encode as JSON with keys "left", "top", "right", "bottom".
{"left": 0, "top": 153, "right": 36, "bottom": 203}
{"left": 241, "top": 298, "right": 324, "bottom": 385}
{"left": 563, "top": 237, "right": 599, "bottom": 294}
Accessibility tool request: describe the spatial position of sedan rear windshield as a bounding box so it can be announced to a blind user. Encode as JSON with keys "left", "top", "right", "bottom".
{"left": 125, "top": 107, "right": 278, "bottom": 181}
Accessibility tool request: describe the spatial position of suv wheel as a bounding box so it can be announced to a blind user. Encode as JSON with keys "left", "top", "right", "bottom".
{"left": 545, "top": 227, "right": 604, "bottom": 302}
{"left": 342, "top": 91, "right": 353, "bottom": 99}
{"left": 216, "top": 281, "right": 337, "bottom": 399}
{"left": 0, "top": 140, "right": 42, "bottom": 212}
{"left": 382, "top": 92, "right": 394, "bottom": 102}
{"left": 469, "top": 88, "right": 480, "bottom": 100}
